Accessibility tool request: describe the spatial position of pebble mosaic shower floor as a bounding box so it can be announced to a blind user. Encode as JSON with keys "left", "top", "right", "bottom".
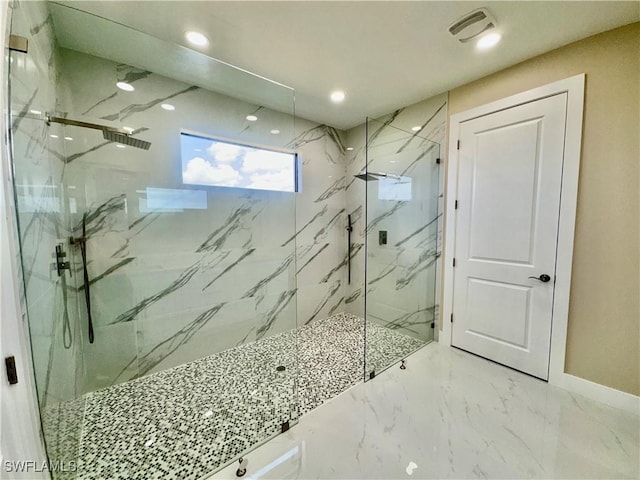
{"left": 43, "top": 313, "right": 427, "bottom": 480}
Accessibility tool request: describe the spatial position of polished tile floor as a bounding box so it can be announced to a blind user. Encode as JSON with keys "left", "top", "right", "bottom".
{"left": 211, "top": 343, "right": 639, "bottom": 480}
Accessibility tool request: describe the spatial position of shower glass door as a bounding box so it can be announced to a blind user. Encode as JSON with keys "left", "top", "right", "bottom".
{"left": 8, "top": 2, "right": 298, "bottom": 478}
{"left": 364, "top": 118, "right": 440, "bottom": 379}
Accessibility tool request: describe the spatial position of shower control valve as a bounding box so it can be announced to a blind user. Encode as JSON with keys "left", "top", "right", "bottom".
{"left": 55, "top": 244, "right": 71, "bottom": 277}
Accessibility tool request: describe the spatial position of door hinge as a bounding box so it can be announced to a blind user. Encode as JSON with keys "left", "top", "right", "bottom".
{"left": 455, "top": 200, "right": 459, "bottom": 210}
{"left": 453, "top": 258, "right": 456, "bottom": 267}
{"left": 450, "top": 313, "right": 454, "bottom": 323}
{"left": 5, "top": 356, "right": 18, "bottom": 385}
{"left": 457, "top": 139, "right": 460, "bottom": 150}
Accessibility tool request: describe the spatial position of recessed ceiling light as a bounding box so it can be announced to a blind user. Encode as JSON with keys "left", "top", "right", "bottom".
{"left": 161, "top": 103, "right": 175, "bottom": 111}
{"left": 116, "top": 81, "right": 134, "bottom": 92}
{"left": 30, "top": 109, "right": 42, "bottom": 115}
{"left": 49, "top": 134, "right": 58, "bottom": 139}
{"left": 185, "top": 31, "right": 209, "bottom": 47}
{"left": 246, "top": 115, "right": 258, "bottom": 122}
{"left": 476, "top": 32, "right": 501, "bottom": 50}
{"left": 346, "top": 147, "right": 354, "bottom": 151}
{"left": 411, "top": 126, "right": 422, "bottom": 132}
{"left": 330, "top": 91, "right": 346, "bottom": 103}
{"left": 116, "top": 144, "right": 126, "bottom": 149}
{"left": 64, "top": 136, "right": 73, "bottom": 141}
{"left": 270, "top": 129, "right": 280, "bottom": 135}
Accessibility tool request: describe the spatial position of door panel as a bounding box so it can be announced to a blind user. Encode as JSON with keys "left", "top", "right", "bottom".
{"left": 452, "top": 93, "right": 567, "bottom": 380}
{"left": 466, "top": 278, "right": 532, "bottom": 349}
{"left": 469, "top": 119, "right": 541, "bottom": 264}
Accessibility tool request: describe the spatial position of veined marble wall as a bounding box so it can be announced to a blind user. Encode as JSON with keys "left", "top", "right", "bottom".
{"left": 343, "top": 94, "right": 447, "bottom": 341}
{"left": 54, "top": 48, "right": 348, "bottom": 394}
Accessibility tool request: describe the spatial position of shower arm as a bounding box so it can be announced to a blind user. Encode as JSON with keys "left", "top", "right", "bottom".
{"left": 46, "top": 115, "right": 130, "bottom": 135}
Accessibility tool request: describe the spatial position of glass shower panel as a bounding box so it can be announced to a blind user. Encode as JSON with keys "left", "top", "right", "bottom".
{"left": 6, "top": 1, "right": 86, "bottom": 472}
{"left": 8, "top": 2, "right": 298, "bottom": 478}
{"left": 364, "top": 118, "right": 440, "bottom": 379}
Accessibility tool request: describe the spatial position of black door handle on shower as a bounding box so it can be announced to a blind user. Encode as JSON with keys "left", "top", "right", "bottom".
{"left": 528, "top": 274, "right": 551, "bottom": 282}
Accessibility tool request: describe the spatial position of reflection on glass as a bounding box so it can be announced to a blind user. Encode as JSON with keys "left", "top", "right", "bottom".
{"left": 141, "top": 187, "right": 208, "bottom": 212}
{"left": 378, "top": 176, "right": 412, "bottom": 201}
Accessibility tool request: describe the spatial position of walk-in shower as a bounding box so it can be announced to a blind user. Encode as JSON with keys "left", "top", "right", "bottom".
{"left": 6, "top": 2, "right": 443, "bottom": 479}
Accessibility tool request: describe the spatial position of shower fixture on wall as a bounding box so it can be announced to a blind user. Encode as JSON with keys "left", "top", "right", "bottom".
{"left": 46, "top": 115, "right": 152, "bottom": 150}
{"left": 346, "top": 214, "right": 353, "bottom": 284}
{"left": 354, "top": 171, "right": 402, "bottom": 181}
{"left": 70, "top": 214, "right": 94, "bottom": 344}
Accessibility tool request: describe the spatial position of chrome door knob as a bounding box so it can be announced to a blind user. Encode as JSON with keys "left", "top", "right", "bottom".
{"left": 528, "top": 274, "right": 551, "bottom": 282}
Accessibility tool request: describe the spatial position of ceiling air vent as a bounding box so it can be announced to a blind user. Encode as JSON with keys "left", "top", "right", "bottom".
{"left": 448, "top": 8, "right": 497, "bottom": 43}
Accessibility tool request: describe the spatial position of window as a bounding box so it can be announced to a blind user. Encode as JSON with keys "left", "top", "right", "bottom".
{"left": 181, "top": 132, "right": 297, "bottom": 192}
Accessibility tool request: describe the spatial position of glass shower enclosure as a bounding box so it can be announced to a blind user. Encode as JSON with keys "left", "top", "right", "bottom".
{"left": 364, "top": 118, "right": 441, "bottom": 378}
{"left": 8, "top": 2, "right": 298, "bottom": 478}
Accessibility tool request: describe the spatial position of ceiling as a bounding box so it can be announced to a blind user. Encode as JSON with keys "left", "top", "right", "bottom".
{"left": 56, "top": 1, "right": 639, "bottom": 130}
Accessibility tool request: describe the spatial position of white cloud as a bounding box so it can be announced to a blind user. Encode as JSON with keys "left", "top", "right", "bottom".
{"left": 183, "top": 157, "right": 242, "bottom": 187}
{"left": 241, "top": 149, "right": 293, "bottom": 173}
{"left": 207, "top": 142, "right": 243, "bottom": 163}
{"left": 248, "top": 169, "right": 295, "bottom": 192}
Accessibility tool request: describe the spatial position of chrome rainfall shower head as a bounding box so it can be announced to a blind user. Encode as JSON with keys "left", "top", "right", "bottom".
{"left": 103, "top": 131, "right": 151, "bottom": 150}
{"left": 354, "top": 172, "right": 381, "bottom": 181}
{"left": 354, "top": 171, "right": 403, "bottom": 182}
{"left": 45, "top": 115, "right": 151, "bottom": 150}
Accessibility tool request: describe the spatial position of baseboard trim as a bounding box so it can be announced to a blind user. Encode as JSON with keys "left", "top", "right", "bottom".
{"left": 550, "top": 372, "right": 639, "bottom": 415}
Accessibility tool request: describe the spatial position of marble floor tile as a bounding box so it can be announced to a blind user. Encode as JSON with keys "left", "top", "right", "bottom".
{"left": 210, "top": 344, "right": 639, "bottom": 480}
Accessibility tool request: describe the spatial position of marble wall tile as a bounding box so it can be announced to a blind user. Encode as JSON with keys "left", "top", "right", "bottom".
{"left": 343, "top": 94, "right": 447, "bottom": 346}
{"left": 48, "top": 46, "right": 350, "bottom": 391}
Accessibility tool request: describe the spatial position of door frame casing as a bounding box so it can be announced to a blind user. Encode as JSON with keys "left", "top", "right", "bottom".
{"left": 443, "top": 75, "right": 609, "bottom": 393}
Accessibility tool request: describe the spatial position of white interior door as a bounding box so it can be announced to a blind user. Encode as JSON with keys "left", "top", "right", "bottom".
{"left": 452, "top": 93, "right": 567, "bottom": 380}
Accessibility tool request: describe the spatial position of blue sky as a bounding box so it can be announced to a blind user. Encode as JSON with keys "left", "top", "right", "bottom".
{"left": 181, "top": 133, "right": 295, "bottom": 192}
